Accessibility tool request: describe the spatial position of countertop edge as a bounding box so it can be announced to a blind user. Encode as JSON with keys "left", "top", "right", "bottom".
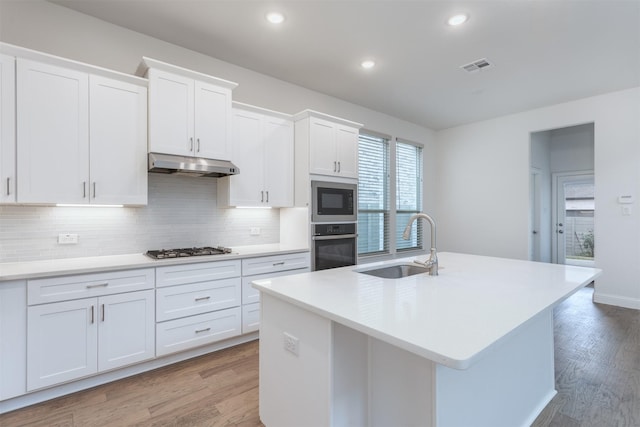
{"left": 0, "top": 245, "right": 310, "bottom": 281}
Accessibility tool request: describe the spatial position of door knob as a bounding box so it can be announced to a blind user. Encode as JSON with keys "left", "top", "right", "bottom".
{"left": 558, "top": 230, "right": 564, "bottom": 234}
{"left": 532, "top": 230, "right": 538, "bottom": 234}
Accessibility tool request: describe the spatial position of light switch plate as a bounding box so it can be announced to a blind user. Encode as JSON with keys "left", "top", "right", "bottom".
{"left": 58, "top": 233, "right": 78, "bottom": 244}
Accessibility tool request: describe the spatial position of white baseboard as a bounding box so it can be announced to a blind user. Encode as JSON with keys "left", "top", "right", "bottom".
{"left": 593, "top": 292, "right": 640, "bottom": 310}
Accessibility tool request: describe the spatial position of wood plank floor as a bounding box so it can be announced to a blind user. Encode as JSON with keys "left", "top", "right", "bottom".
{"left": 2, "top": 285, "right": 638, "bottom": 427}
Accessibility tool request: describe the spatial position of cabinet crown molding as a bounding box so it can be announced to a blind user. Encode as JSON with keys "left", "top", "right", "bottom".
{"left": 137, "top": 57, "right": 238, "bottom": 90}
{"left": 292, "top": 109, "right": 363, "bottom": 129}
{"left": 0, "top": 43, "right": 147, "bottom": 87}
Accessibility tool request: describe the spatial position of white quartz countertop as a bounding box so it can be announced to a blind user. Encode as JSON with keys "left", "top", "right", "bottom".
{"left": 0, "top": 244, "right": 309, "bottom": 281}
{"left": 252, "top": 252, "right": 601, "bottom": 370}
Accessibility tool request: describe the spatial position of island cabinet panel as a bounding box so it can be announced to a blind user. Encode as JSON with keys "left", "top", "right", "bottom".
{"left": 259, "top": 294, "right": 332, "bottom": 427}
{"left": 0, "top": 53, "right": 16, "bottom": 203}
{"left": 0, "top": 281, "right": 27, "bottom": 400}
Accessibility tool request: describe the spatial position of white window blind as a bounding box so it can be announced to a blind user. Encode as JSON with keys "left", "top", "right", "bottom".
{"left": 396, "top": 141, "right": 423, "bottom": 251}
{"left": 358, "top": 134, "right": 390, "bottom": 255}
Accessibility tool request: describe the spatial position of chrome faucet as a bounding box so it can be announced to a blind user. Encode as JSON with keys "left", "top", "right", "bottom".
{"left": 402, "top": 213, "right": 438, "bottom": 276}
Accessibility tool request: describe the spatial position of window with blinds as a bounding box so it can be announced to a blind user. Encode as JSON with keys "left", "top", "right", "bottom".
{"left": 358, "top": 134, "right": 424, "bottom": 257}
{"left": 396, "top": 141, "right": 423, "bottom": 251}
{"left": 357, "top": 134, "right": 390, "bottom": 255}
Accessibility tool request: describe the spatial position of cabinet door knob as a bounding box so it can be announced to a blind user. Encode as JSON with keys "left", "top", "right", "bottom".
{"left": 197, "top": 138, "right": 201, "bottom": 153}
{"left": 6, "top": 177, "right": 10, "bottom": 196}
{"left": 190, "top": 137, "right": 194, "bottom": 152}
{"left": 338, "top": 161, "right": 341, "bottom": 173}
{"left": 101, "top": 304, "right": 105, "bottom": 322}
{"left": 90, "top": 305, "right": 94, "bottom": 324}
{"left": 266, "top": 191, "right": 269, "bottom": 203}
{"left": 93, "top": 182, "right": 96, "bottom": 199}
{"left": 261, "top": 191, "right": 264, "bottom": 203}
{"left": 83, "top": 182, "right": 87, "bottom": 198}
{"left": 334, "top": 161, "right": 337, "bottom": 172}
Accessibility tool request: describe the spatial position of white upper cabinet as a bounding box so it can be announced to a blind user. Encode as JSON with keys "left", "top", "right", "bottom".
{"left": 16, "top": 59, "right": 89, "bottom": 204}
{"left": 140, "top": 57, "right": 237, "bottom": 160}
{"left": 293, "top": 110, "right": 363, "bottom": 206}
{"left": 294, "top": 110, "right": 363, "bottom": 181}
{"left": 3, "top": 43, "right": 149, "bottom": 206}
{"left": 0, "top": 54, "right": 16, "bottom": 203}
{"left": 218, "top": 103, "right": 293, "bottom": 207}
{"left": 89, "top": 75, "right": 147, "bottom": 205}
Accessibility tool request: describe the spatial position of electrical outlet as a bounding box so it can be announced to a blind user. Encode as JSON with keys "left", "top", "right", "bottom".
{"left": 283, "top": 332, "right": 299, "bottom": 356}
{"left": 58, "top": 233, "right": 79, "bottom": 244}
{"left": 250, "top": 227, "right": 261, "bottom": 236}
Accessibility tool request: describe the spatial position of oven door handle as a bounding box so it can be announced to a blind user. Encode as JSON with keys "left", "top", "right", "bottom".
{"left": 312, "top": 234, "right": 357, "bottom": 241}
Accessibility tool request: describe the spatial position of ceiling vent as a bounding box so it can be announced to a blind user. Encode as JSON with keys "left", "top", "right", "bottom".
{"left": 461, "top": 58, "right": 492, "bottom": 73}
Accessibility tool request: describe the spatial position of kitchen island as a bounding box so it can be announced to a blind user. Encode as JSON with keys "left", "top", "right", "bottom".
{"left": 253, "top": 252, "right": 601, "bottom": 427}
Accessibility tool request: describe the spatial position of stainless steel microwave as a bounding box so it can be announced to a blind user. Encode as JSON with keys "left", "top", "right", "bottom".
{"left": 311, "top": 181, "right": 357, "bottom": 223}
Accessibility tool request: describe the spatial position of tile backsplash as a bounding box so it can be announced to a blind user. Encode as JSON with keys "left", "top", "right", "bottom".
{"left": 0, "top": 174, "right": 279, "bottom": 263}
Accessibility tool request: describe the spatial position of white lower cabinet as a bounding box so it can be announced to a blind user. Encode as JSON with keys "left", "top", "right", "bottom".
{"left": 26, "top": 289, "right": 155, "bottom": 391}
{"left": 0, "top": 281, "right": 27, "bottom": 400}
{"left": 241, "top": 252, "right": 311, "bottom": 333}
{"left": 156, "top": 307, "right": 241, "bottom": 357}
{"left": 155, "top": 260, "right": 242, "bottom": 356}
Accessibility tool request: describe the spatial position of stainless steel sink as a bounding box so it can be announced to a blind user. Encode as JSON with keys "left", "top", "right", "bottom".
{"left": 356, "top": 263, "right": 430, "bottom": 279}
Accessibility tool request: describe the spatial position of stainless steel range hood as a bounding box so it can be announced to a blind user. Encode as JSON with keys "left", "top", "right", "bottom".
{"left": 148, "top": 153, "right": 239, "bottom": 177}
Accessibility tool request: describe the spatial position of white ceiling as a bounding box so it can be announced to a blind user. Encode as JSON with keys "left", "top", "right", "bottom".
{"left": 50, "top": 0, "right": 640, "bottom": 130}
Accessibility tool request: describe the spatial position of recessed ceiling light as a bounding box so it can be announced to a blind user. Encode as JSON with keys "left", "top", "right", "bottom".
{"left": 447, "top": 13, "right": 469, "bottom": 26}
{"left": 361, "top": 60, "right": 376, "bottom": 69}
{"left": 266, "top": 12, "right": 285, "bottom": 24}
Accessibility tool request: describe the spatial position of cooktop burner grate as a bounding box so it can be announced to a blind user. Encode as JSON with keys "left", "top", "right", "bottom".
{"left": 145, "top": 246, "right": 232, "bottom": 260}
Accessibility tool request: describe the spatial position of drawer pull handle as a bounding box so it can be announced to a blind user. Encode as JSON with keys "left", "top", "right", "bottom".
{"left": 195, "top": 327, "right": 211, "bottom": 334}
{"left": 195, "top": 296, "right": 211, "bottom": 302}
{"left": 273, "top": 262, "right": 285, "bottom": 266}
{"left": 86, "top": 282, "right": 109, "bottom": 289}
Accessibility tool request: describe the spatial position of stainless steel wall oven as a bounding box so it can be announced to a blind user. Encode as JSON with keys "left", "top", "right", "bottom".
{"left": 312, "top": 223, "right": 357, "bottom": 271}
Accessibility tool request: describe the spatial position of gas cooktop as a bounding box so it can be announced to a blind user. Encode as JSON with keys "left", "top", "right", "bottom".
{"left": 145, "top": 246, "right": 233, "bottom": 260}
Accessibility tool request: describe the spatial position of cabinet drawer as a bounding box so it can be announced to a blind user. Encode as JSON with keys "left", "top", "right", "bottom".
{"left": 242, "top": 268, "right": 309, "bottom": 304}
{"left": 242, "top": 252, "right": 310, "bottom": 277}
{"left": 156, "top": 260, "right": 241, "bottom": 288}
{"left": 242, "top": 303, "right": 260, "bottom": 334}
{"left": 27, "top": 269, "right": 154, "bottom": 305}
{"left": 156, "top": 307, "right": 241, "bottom": 357}
{"left": 156, "top": 277, "right": 241, "bottom": 322}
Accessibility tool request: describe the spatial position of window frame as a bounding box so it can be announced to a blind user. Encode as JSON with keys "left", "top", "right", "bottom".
{"left": 357, "top": 132, "right": 425, "bottom": 260}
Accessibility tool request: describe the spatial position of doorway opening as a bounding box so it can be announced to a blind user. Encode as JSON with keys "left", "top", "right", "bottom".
{"left": 552, "top": 172, "right": 594, "bottom": 266}
{"left": 529, "top": 123, "right": 595, "bottom": 265}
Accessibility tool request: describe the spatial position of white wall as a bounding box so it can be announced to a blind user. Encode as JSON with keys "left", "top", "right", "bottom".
{"left": 0, "top": 0, "right": 436, "bottom": 261}
{"left": 549, "top": 123, "right": 594, "bottom": 173}
{"left": 437, "top": 87, "right": 640, "bottom": 309}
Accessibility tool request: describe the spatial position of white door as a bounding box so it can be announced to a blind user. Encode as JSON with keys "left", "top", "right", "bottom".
{"left": 227, "top": 109, "right": 264, "bottom": 206}
{"left": 0, "top": 54, "right": 16, "bottom": 203}
{"left": 148, "top": 69, "right": 194, "bottom": 156}
{"left": 529, "top": 169, "right": 541, "bottom": 261}
{"left": 335, "top": 125, "right": 359, "bottom": 179}
{"left": 552, "top": 172, "right": 595, "bottom": 265}
{"left": 16, "top": 59, "right": 89, "bottom": 204}
{"left": 309, "top": 118, "right": 337, "bottom": 176}
{"left": 264, "top": 116, "right": 293, "bottom": 207}
{"left": 89, "top": 75, "right": 148, "bottom": 205}
{"left": 194, "top": 80, "right": 231, "bottom": 160}
{"left": 98, "top": 290, "right": 155, "bottom": 372}
{"left": 27, "top": 298, "right": 98, "bottom": 390}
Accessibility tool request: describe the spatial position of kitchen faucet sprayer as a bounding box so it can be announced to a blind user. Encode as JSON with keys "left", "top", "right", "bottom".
{"left": 402, "top": 213, "right": 438, "bottom": 276}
